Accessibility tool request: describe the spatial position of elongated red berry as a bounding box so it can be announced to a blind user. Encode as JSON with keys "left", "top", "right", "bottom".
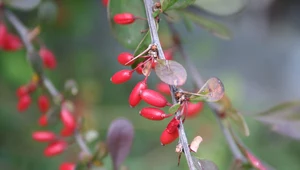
{"left": 117, "top": 52, "right": 134, "bottom": 65}
{"left": 60, "top": 162, "right": 76, "bottom": 170}
{"left": 44, "top": 140, "right": 67, "bottom": 157}
{"left": 39, "top": 47, "right": 57, "bottom": 69}
{"left": 0, "top": 23, "right": 7, "bottom": 48}
{"left": 3, "top": 33, "right": 22, "bottom": 51}
{"left": 166, "top": 117, "right": 180, "bottom": 133}
{"left": 186, "top": 102, "right": 204, "bottom": 118}
{"left": 139, "top": 107, "right": 172, "bottom": 120}
{"left": 160, "top": 128, "right": 179, "bottom": 145}
{"left": 17, "top": 95, "right": 31, "bottom": 112}
{"left": 129, "top": 81, "right": 147, "bottom": 107}
{"left": 102, "top": 0, "right": 109, "bottom": 7}
{"left": 60, "top": 108, "right": 76, "bottom": 131}
{"left": 28, "top": 82, "right": 37, "bottom": 93}
{"left": 60, "top": 127, "right": 75, "bottom": 137}
{"left": 111, "top": 69, "right": 133, "bottom": 84}
{"left": 32, "top": 131, "right": 56, "bottom": 142}
{"left": 156, "top": 82, "right": 170, "bottom": 95}
{"left": 38, "top": 114, "right": 48, "bottom": 126}
{"left": 140, "top": 89, "right": 168, "bottom": 107}
{"left": 135, "top": 62, "right": 144, "bottom": 74}
{"left": 16, "top": 85, "right": 28, "bottom": 98}
{"left": 38, "top": 95, "right": 50, "bottom": 113}
{"left": 113, "top": 13, "right": 135, "bottom": 25}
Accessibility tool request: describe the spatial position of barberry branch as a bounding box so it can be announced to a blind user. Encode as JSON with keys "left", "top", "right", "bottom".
{"left": 167, "top": 21, "right": 248, "bottom": 163}
{"left": 143, "top": 0, "right": 196, "bottom": 169}
{"left": 4, "top": 8, "right": 91, "bottom": 158}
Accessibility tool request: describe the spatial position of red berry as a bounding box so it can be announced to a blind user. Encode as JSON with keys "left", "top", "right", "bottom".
{"left": 32, "top": 131, "right": 56, "bottom": 142}
{"left": 3, "top": 33, "right": 22, "bottom": 51}
{"left": 113, "top": 13, "right": 136, "bottom": 25}
{"left": 38, "top": 114, "right": 48, "bottom": 126}
{"left": 17, "top": 95, "right": 31, "bottom": 112}
{"left": 139, "top": 107, "right": 172, "bottom": 120}
{"left": 60, "top": 162, "right": 76, "bottom": 170}
{"left": 156, "top": 82, "right": 170, "bottom": 95}
{"left": 27, "top": 82, "right": 37, "bottom": 93}
{"left": 39, "top": 47, "right": 57, "bottom": 69}
{"left": 135, "top": 62, "right": 144, "bottom": 74}
{"left": 111, "top": 70, "right": 133, "bottom": 84}
{"left": 128, "top": 81, "right": 147, "bottom": 107}
{"left": 140, "top": 89, "right": 168, "bottom": 107}
{"left": 102, "top": 0, "right": 109, "bottom": 7}
{"left": 151, "top": 59, "right": 156, "bottom": 69}
{"left": 38, "top": 95, "right": 50, "bottom": 113}
{"left": 60, "top": 127, "right": 74, "bottom": 137}
{"left": 160, "top": 128, "right": 179, "bottom": 145}
{"left": 117, "top": 52, "right": 134, "bottom": 65}
{"left": 60, "top": 108, "right": 76, "bottom": 133}
{"left": 16, "top": 85, "right": 28, "bottom": 98}
{"left": 186, "top": 102, "right": 204, "bottom": 118}
{"left": 164, "top": 49, "right": 173, "bottom": 60}
{"left": 166, "top": 117, "right": 180, "bottom": 133}
{"left": 0, "top": 23, "right": 7, "bottom": 48}
{"left": 44, "top": 140, "right": 67, "bottom": 157}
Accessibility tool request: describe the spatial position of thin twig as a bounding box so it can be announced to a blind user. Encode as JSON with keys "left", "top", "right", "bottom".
{"left": 4, "top": 8, "right": 91, "bottom": 157}
{"left": 143, "top": 1, "right": 196, "bottom": 169}
{"left": 75, "top": 129, "right": 92, "bottom": 155}
{"left": 166, "top": 21, "right": 248, "bottom": 163}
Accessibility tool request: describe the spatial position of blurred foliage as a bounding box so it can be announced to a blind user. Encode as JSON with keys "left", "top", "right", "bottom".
{"left": 1, "top": 0, "right": 300, "bottom": 170}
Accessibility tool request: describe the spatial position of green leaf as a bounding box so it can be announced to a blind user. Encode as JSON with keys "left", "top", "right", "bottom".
{"left": 161, "top": 0, "right": 178, "bottom": 11}
{"left": 192, "top": 157, "right": 219, "bottom": 170}
{"left": 169, "top": 103, "right": 181, "bottom": 113}
{"left": 255, "top": 101, "right": 300, "bottom": 140}
{"left": 4, "top": 0, "right": 41, "bottom": 10}
{"left": 228, "top": 109, "right": 250, "bottom": 136}
{"left": 131, "top": 30, "right": 151, "bottom": 69}
{"left": 194, "top": 0, "right": 246, "bottom": 16}
{"left": 108, "top": 0, "right": 147, "bottom": 49}
{"left": 181, "top": 11, "right": 232, "bottom": 39}
{"left": 169, "top": 0, "right": 196, "bottom": 10}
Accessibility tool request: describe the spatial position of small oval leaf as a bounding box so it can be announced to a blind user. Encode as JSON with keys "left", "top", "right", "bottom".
{"left": 169, "top": 103, "right": 181, "bottom": 113}
{"left": 155, "top": 59, "right": 187, "bottom": 86}
{"left": 191, "top": 77, "right": 225, "bottom": 102}
{"left": 107, "top": 118, "right": 134, "bottom": 170}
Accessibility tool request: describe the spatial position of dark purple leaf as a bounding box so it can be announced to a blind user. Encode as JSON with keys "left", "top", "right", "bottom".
{"left": 192, "top": 157, "right": 219, "bottom": 170}
{"left": 107, "top": 118, "right": 134, "bottom": 170}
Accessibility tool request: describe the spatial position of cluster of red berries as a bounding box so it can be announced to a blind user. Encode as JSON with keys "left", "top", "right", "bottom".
{"left": 111, "top": 50, "right": 204, "bottom": 145}
{"left": 0, "top": 23, "right": 57, "bottom": 69}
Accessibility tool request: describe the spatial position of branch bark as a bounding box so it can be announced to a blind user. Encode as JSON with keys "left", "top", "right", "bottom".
{"left": 143, "top": 1, "right": 196, "bottom": 169}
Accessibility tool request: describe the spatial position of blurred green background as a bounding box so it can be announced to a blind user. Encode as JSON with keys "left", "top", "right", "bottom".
{"left": 1, "top": 0, "right": 300, "bottom": 170}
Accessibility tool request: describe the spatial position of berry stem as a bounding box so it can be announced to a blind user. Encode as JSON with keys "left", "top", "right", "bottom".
{"left": 143, "top": 0, "right": 196, "bottom": 169}
{"left": 74, "top": 128, "right": 92, "bottom": 155}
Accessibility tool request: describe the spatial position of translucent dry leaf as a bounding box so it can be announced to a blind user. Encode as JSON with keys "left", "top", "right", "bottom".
{"left": 142, "top": 61, "right": 152, "bottom": 76}
{"left": 190, "top": 77, "right": 225, "bottom": 102}
{"left": 155, "top": 59, "right": 187, "bottom": 86}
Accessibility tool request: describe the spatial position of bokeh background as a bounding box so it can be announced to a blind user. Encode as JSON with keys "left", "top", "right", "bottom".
{"left": 0, "top": 0, "right": 300, "bottom": 169}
